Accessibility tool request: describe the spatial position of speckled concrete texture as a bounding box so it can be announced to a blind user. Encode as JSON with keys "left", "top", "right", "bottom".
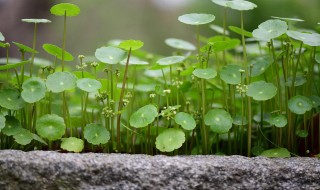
{"left": 0, "top": 150, "right": 319, "bottom": 190}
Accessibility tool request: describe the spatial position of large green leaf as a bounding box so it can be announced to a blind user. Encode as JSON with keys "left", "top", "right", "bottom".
{"left": 155, "top": 128, "right": 185, "bottom": 152}
{"left": 252, "top": 19, "right": 287, "bottom": 41}
{"left": 61, "top": 137, "right": 84, "bottom": 153}
{"left": 287, "top": 30, "right": 320, "bottom": 47}
{"left": 260, "top": 148, "right": 290, "bottom": 158}
{"left": 21, "top": 77, "right": 46, "bottom": 103}
{"left": 95, "top": 46, "right": 126, "bottom": 64}
{"left": 193, "top": 68, "right": 217, "bottom": 80}
{"left": 174, "top": 112, "right": 196, "bottom": 130}
{"left": 246, "top": 81, "right": 277, "bottom": 101}
{"left": 250, "top": 57, "right": 272, "bottom": 77}
{"left": 178, "top": 13, "right": 215, "bottom": 25}
{"left": 84, "top": 123, "right": 110, "bottom": 145}
{"left": 36, "top": 114, "right": 66, "bottom": 141}
{"left": 129, "top": 104, "right": 158, "bottom": 128}
{"left": 46, "top": 72, "right": 77, "bottom": 93}
{"left": 288, "top": 95, "right": 312, "bottom": 114}
{"left": 50, "top": 3, "right": 80, "bottom": 17}
{"left": 270, "top": 115, "right": 287, "bottom": 128}
{"left": 219, "top": 64, "right": 241, "bottom": 84}
{"left": 76, "top": 78, "right": 102, "bottom": 93}
{"left": 0, "top": 89, "right": 26, "bottom": 110}
{"left": 226, "top": 0, "right": 257, "bottom": 11}
{"left": 205, "top": 109, "right": 233, "bottom": 134}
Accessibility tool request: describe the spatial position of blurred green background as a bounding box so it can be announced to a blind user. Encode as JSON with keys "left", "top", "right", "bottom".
{"left": 0, "top": 0, "right": 319, "bottom": 58}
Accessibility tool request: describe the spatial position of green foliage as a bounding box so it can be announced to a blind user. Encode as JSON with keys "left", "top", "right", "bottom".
{"left": 95, "top": 46, "right": 127, "bottom": 64}
{"left": 165, "top": 38, "right": 196, "bottom": 51}
{"left": 246, "top": 81, "right": 277, "bottom": 101}
{"left": 205, "top": 109, "right": 233, "bottom": 134}
{"left": 50, "top": 3, "right": 80, "bottom": 17}
{"left": 118, "top": 40, "right": 144, "bottom": 51}
{"left": 61, "top": 137, "right": 84, "bottom": 153}
{"left": 260, "top": 148, "right": 290, "bottom": 158}
{"left": 0, "top": 89, "right": 26, "bottom": 110}
{"left": 178, "top": 13, "right": 215, "bottom": 25}
{"left": 155, "top": 128, "right": 185, "bottom": 152}
{"left": 129, "top": 104, "right": 158, "bottom": 128}
{"left": 76, "top": 78, "right": 102, "bottom": 93}
{"left": 84, "top": 124, "right": 110, "bottom": 145}
{"left": 21, "top": 77, "right": 46, "bottom": 103}
{"left": 46, "top": 72, "right": 77, "bottom": 93}
{"left": 36, "top": 114, "right": 66, "bottom": 141}
{"left": 174, "top": 112, "right": 196, "bottom": 130}
{"left": 43, "top": 44, "right": 74, "bottom": 61}
{"left": 193, "top": 68, "right": 217, "bottom": 80}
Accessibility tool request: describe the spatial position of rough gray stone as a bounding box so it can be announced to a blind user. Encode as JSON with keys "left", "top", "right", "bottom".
{"left": 0, "top": 150, "right": 319, "bottom": 190}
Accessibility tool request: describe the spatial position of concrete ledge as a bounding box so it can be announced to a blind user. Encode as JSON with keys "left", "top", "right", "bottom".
{"left": 0, "top": 150, "right": 319, "bottom": 189}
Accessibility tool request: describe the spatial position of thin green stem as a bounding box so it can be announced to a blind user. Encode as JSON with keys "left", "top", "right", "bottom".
{"left": 61, "top": 11, "right": 67, "bottom": 71}
{"left": 30, "top": 23, "right": 37, "bottom": 77}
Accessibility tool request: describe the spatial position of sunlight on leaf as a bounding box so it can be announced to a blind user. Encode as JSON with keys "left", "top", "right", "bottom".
{"left": 61, "top": 137, "right": 84, "bottom": 153}
{"left": 156, "top": 128, "right": 185, "bottom": 152}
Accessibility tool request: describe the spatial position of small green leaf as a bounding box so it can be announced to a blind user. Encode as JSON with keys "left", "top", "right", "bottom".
{"left": 219, "top": 64, "right": 241, "bottom": 84}
{"left": 226, "top": 0, "right": 257, "bottom": 11}
{"left": 178, "top": 13, "right": 215, "bottom": 25}
{"left": 205, "top": 109, "right": 233, "bottom": 134}
{"left": 209, "top": 38, "right": 240, "bottom": 52}
{"left": 174, "top": 112, "right": 196, "bottom": 130}
{"left": 76, "top": 78, "right": 102, "bottom": 93}
{"left": 130, "top": 104, "right": 158, "bottom": 128}
{"left": 157, "top": 56, "right": 185, "bottom": 66}
{"left": 118, "top": 40, "right": 144, "bottom": 51}
{"left": 36, "top": 114, "right": 66, "bottom": 141}
{"left": 246, "top": 81, "right": 277, "bottom": 101}
{"left": 61, "top": 137, "right": 84, "bottom": 153}
{"left": 95, "top": 46, "right": 127, "bottom": 64}
{"left": 21, "top": 19, "right": 51, "bottom": 23}
{"left": 43, "top": 44, "right": 74, "bottom": 61}
{"left": 260, "top": 148, "right": 291, "bottom": 158}
{"left": 50, "top": 3, "right": 80, "bottom": 17}
{"left": 287, "top": 30, "right": 320, "bottom": 47}
{"left": 21, "top": 77, "right": 46, "bottom": 103}
{"left": 13, "top": 129, "right": 33, "bottom": 145}
{"left": 193, "top": 68, "right": 217, "bottom": 80}
{"left": 0, "top": 89, "right": 26, "bottom": 110}
{"left": 84, "top": 123, "right": 110, "bottom": 145}
{"left": 285, "top": 75, "right": 307, "bottom": 87}
{"left": 270, "top": 115, "right": 287, "bottom": 128}
{"left": 155, "top": 128, "right": 185, "bottom": 152}
{"left": 229, "top": 26, "right": 253, "bottom": 37}
{"left": 252, "top": 19, "right": 288, "bottom": 41}
{"left": 296, "top": 130, "right": 308, "bottom": 138}
{"left": 0, "top": 60, "right": 29, "bottom": 71}
{"left": 3, "top": 116, "right": 23, "bottom": 136}
{"left": 232, "top": 115, "right": 248, "bottom": 126}
{"left": 165, "top": 38, "right": 196, "bottom": 51}
{"left": 46, "top": 72, "right": 77, "bottom": 93}
{"left": 288, "top": 95, "right": 312, "bottom": 114}
{"left": 0, "top": 32, "right": 4, "bottom": 41}
{"left": 250, "top": 57, "right": 272, "bottom": 77}
{"left": 12, "top": 42, "right": 38, "bottom": 53}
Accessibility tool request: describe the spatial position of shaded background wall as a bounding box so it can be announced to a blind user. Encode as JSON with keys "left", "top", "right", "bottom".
{"left": 0, "top": 0, "right": 319, "bottom": 59}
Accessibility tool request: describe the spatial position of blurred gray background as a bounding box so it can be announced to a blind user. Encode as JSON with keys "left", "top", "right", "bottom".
{"left": 0, "top": 0, "right": 319, "bottom": 58}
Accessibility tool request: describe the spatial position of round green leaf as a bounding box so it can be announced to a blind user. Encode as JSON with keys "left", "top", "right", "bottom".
{"left": 155, "top": 128, "right": 185, "bottom": 152}
{"left": 250, "top": 57, "right": 272, "bottom": 77}
{"left": 252, "top": 19, "right": 288, "bottom": 41}
{"left": 21, "top": 77, "right": 46, "bottom": 103}
{"left": 118, "top": 40, "right": 144, "bottom": 51}
{"left": 12, "top": 42, "right": 38, "bottom": 53}
{"left": 285, "top": 75, "right": 307, "bottom": 87}
{"left": 36, "top": 114, "right": 66, "bottom": 141}
{"left": 193, "top": 68, "right": 217, "bottom": 80}
{"left": 84, "top": 123, "right": 110, "bottom": 145}
{"left": 13, "top": 128, "right": 33, "bottom": 145}
{"left": 246, "top": 81, "right": 277, "bottom": 101}
{"left": 0, "top": 32, "right": 4, "bottom": 41}
{"left": 46, "top": 72, "right": 77, "bottom": 93}
{"left": 157, "top": 56, "right": 185, "bottom": 66}
{"left": 0, "top": 89, "right": 26, "bottom": 110}
{"left": 95, "top": 46, "right": 127, "bottom": 64}
{"left": 219, "top": 64, "right": 241, "bottom": 84}
{"left": 296, "top": 130, "right": 308, "bottom": 138}
{"left": 165, "top": 38, "right": 196, "bottom": 51}
{"left": 129, "top": 104, "right": 158, "bottom": 128}
{"left": 2, "top": 116, "right": 23, "bottom": 136}
{"left": 204, "top": 109, "right": 233, "bottom": 134}
{"left": 21, "top": 19, "right": 51, "bottom": 23}
{"left": 43, "top": 44, "right": 74, "bottom": 61}
{"left": 270, "top": 115, "right": 287, "bottom": 128}
{"left": 271, "top": 16, "right": 304, "bottom": 22}
{"left": 76, "top": 78, "right": 102, "bottom": 93}
{"left": 211, "top": 0, "right": 228, "bottom": 7}
{"left": 288, "top": 95, "right": 312, "bottom": 114}
{"left": 50, "top": 3, "right": 80, "bottom": 17}
{"left": 287, "top": 30, "right": 320, "bottom": 46}
{"left": 174, "top": 112, "right": 196, "bottom": 130}
{"left": 309, "top": 95, "right": 320, "bottom": 108}
{"left": 226, "top": 0, "right": 257, "bottom": 11}
{"left": 178, "top": 13, "right": 215, "bottom": 25}
{"left": 61, "top": 137, "right": 84, "bottom": 153}
{"left": 260, "top": 148, "right": 290, "bottom": 158}
{"left": 232, "top": 115, "right": 248, "bottom": 126}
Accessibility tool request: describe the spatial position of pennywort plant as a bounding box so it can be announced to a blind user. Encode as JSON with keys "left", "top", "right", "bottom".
{"left": 0, "top": 2, "right": 319, "bottom": 158}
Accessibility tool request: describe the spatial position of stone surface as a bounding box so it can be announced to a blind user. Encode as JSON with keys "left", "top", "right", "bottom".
{"left": 0, "top": 150, "right": 319, "bottom": 190}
